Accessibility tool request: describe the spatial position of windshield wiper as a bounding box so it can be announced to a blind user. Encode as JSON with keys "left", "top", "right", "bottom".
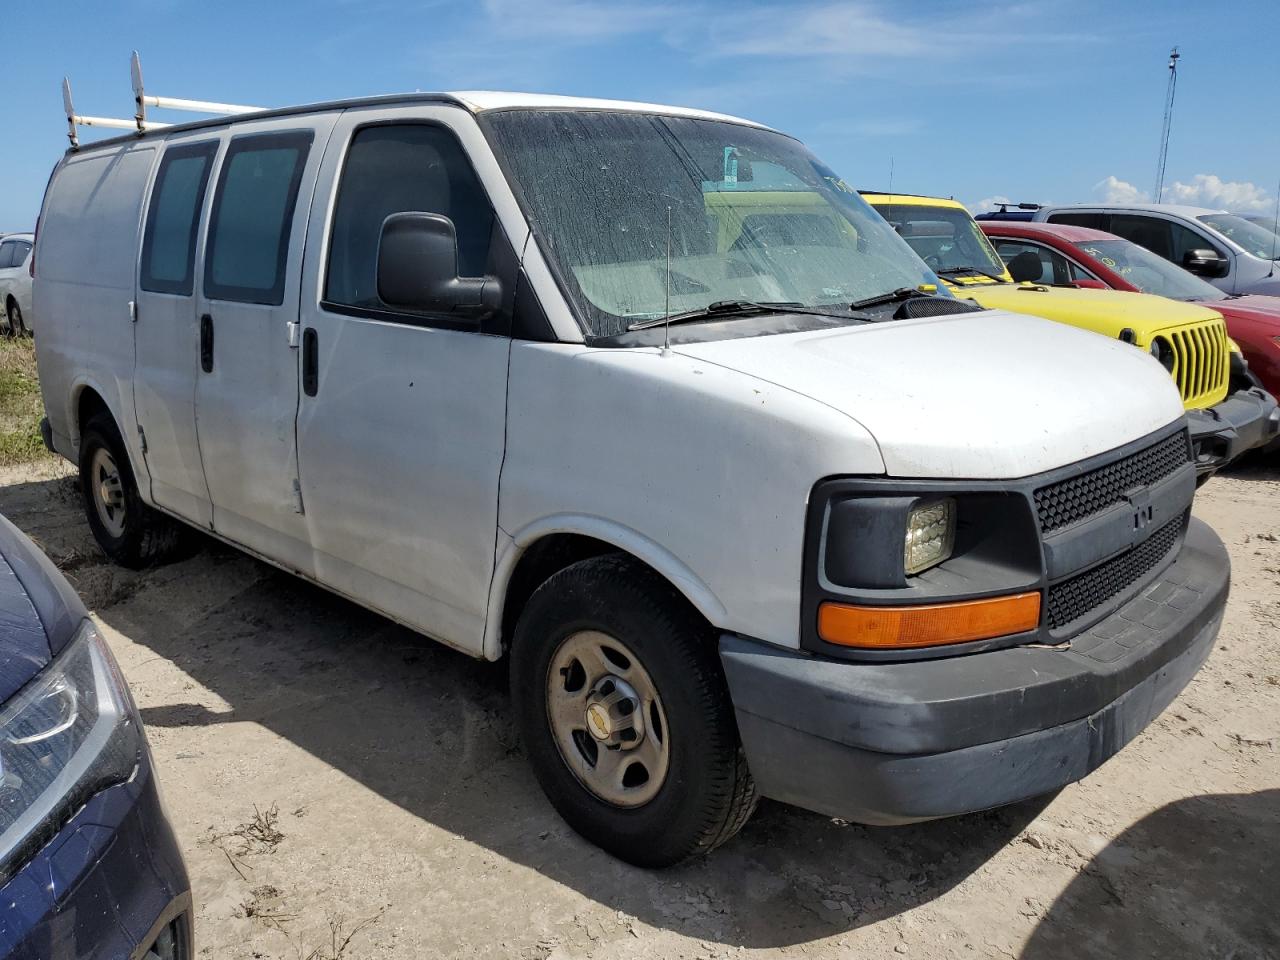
{"left": 847, "top": 287, "right": 933, "bottom": 311}
{"left": 626, "top": 300, "right": 847, "bottom": 331}
{"left": 935, "top": 266, "right": 1006, "bottom": 283}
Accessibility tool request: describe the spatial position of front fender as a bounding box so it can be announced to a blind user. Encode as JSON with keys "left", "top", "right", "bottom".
{"left": 483, "top": 513, "right": 729, "bottom": 661}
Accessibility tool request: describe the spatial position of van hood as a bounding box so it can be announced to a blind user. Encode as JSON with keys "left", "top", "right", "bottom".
{"left": 674, "top": 309, "right": 1185, "bottom": 479}
{"left": 948, "top": 281, "right": 1223, "bottom": 336}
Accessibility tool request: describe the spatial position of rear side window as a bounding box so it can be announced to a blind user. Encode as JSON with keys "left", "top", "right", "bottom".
{"left": 1047, "top": 212, "right": 1108, "bottom": 231}
{"left": 205, "top": 131, "right": 313, "bottom": 305}
{"left": 0, "top": 242, "right": 16, "bottom": 268}
{"left": 141, "top": 141, "right": 217, "bottom": 295}
{"left": 1109, "top": 215, "right": 1174, "bottom": 260}
{"left": 13, "top": 241, "right": 32, "bottom": 264}
{"left": 324, "top": 123, "right": 494, "bottom": 312}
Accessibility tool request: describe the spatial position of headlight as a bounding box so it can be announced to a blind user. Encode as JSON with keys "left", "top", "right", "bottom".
{"left": 904, "top": 498, "right": 956, "bottom": 575}
{"left": 1148, "top": 337, "right": 1175, "bottom": 372}
{"left": 0, "top": 620, "right": 139, "bottom": 881}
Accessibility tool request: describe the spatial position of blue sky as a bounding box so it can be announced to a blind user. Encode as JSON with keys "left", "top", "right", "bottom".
{"left": 2, "top": 0, "right": 1278, "bottom": 231}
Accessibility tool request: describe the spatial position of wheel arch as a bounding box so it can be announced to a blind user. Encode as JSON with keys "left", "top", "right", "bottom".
{"left": 484, "top": 515, "right": 730, "bottom": 661}
{"left": 71, "top": 381, "right": 113, "bottom": 447}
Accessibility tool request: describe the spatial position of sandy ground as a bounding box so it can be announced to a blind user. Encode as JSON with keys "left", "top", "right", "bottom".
{"left": 0, "top": 456, "right": 1276, "bottom": 960}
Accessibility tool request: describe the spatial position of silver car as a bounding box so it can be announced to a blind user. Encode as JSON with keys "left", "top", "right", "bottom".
{"left": 0, "top": 231, "right": 34, "bottom": 335}
{"left": 1031, "top": 204, "right": 1280, "bottom": 297}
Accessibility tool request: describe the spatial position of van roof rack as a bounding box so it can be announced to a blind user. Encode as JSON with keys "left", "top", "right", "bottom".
{"left": 63, "top": 51, "right": 266, "bottom": 150}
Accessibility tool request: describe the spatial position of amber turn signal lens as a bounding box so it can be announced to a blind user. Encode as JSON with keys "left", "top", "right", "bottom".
{"left": 818, "top": 592, "right": 1041, "bottom": 650}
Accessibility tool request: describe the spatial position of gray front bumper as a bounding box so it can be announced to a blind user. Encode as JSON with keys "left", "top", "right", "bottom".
{"left": 720, "top": 518, "right": 1229, "bottom": 825}
{"left": 1187, "top": 387, "right": 1280, "bottom": 475}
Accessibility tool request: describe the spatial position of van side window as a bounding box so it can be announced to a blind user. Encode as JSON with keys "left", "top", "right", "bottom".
{"left": 141, "top": 142, "right": 217, "bottom": 295}
{"left": 205, "top": 131, "right": 313, "bottom": 305}
{"left": 324, "top": 124, "right": 494, "bottom": 313}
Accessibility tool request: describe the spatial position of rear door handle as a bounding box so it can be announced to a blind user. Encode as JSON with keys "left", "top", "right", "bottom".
{"left": 200, "top": 314, "right": 214, "bottom": 373}
{"left": 302, "top": 328, "right": 318, "bottom": 396}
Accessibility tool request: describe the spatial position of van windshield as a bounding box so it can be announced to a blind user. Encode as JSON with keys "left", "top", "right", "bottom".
{"left": 482, "top": 111, "right": 938, "bottom": 339}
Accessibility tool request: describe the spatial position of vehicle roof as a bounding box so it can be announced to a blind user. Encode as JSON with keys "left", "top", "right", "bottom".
{"left": 67, "top": 91, "right": 776, "bottom": 155}
{"left": 1, "top": 233, "right": 34, "bottom": 241}
{"left": 980, "top": 221, "right": 1115, "bottom": 243}
{"left": 1040, "top": 202, "right": 1227, "bottom": 218}
{"left": 860, "top": 192, "right": 964, "bottom": 209}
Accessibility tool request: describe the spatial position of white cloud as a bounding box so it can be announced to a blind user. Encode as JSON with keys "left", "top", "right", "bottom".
{"left": 969, "top": 195, "right": 1013, "bottom": 213}
{"left": 703, "top": 2, "right": 928, "bottom": 57}
{"left": 1093, "top": 173, "right": 1275, "bottom": 212}
{"left": 1163, "top": 174, "right": 1273, "bottom": 213}
{"left": 1094, "top": 175, "right": 1149, "bottom": 204}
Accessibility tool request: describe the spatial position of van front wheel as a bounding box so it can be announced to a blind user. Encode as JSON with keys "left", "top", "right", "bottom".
{"left": 510, "top": 555, "right": 757, "bottom": 867}
{"left": 78, "top": 413, "right": 190, "bottom": 568}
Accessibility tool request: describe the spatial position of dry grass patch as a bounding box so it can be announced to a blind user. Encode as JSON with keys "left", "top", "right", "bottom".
{"left": 0, "top": 338, "right": 50, "bottom": 467}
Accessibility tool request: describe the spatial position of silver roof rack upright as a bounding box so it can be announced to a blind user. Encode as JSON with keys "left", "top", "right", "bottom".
{"left": 64, "top": 51, "right": 266, "bottom": 149}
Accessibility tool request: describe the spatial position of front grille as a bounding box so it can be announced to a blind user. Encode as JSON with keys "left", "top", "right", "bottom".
{"left": 1165, "top": 321, "right": 1229, "bottom": 408}
{"left": 1045, "top": 512, "right": 1186, "bottom": 630}
{"left": 1034, "top": 431, "right": 1191, "bottom": 533}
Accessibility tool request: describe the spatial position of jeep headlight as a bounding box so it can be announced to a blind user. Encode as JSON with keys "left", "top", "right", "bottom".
{"left": 0, "top": 621, "right": 139, "bottom": 882}
{"left": 904, "top": 498, "right": 956, "bottom": 575}
{"left": 1148, "top": 337, "right": 1176, "bottom": 372}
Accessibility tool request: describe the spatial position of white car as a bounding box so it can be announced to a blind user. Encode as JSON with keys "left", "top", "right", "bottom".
{"left": 0, "top": 232, "right": 34, "bottom": 335}
{"left": 32, "top": 92, "right": 1229, "bottom": 866}
{"left": 1031, "top": 204, "right": 1280, "bottom": 296}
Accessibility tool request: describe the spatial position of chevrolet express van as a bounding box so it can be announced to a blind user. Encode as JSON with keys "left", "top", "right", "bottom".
{"left": 864, "top": 193, "right": 1278, "bottom": 474}
{"left": 34, "top": 92, "right": 1230, "bottom": 867}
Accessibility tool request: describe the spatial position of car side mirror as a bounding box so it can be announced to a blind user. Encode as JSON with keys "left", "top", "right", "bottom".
{"left": 1181, "top": 248, "right": 1229, "bottom": 279}
{"left": 1005, "top": 251, "right": 1043, "bottom": 283}
{"left": 376, "top": 212, "right": 501, "bottom": 319}
{"left": 1069, "top": 277, "right": 1108, "bottom": 290}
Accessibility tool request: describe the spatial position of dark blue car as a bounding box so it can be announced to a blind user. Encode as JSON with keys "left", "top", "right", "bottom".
{"left": 0, "top": 515, "right": 191, "bottom": 959}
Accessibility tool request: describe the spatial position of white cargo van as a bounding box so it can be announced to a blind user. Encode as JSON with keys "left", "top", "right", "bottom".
{"left": 34, "top": 92, "right": 1230, "bottom": 866}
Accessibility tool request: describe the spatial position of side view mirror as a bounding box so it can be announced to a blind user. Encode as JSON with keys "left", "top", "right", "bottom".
{"left": 1069, "top": 277, "right": 1108, "bottom": 290}
{"left": 376, "top": 212, "right": 501, "bottom": 318}
{"left": 1005, "top": 251, "right": 1043, "bottom": 283}
{"left": 1181, "top": 248, "right": 1230, "bottom": 279}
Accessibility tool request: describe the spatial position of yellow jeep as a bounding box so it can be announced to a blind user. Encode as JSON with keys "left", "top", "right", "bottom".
{"left": 862, "top": 193, "right": 1233, "bottom": 411}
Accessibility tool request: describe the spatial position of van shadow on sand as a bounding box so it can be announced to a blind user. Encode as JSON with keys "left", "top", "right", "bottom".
{"left": 1020, "top": 789, "right": 1280, "bottom": 959}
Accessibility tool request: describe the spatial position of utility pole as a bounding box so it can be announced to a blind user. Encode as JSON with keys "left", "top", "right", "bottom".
{"left": 1153, "top": 47, "right": 1180, "bottom": 203}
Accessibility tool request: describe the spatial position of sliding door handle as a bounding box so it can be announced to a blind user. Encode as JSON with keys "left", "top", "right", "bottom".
{"left": 199, "top": 314, "right": 213, "bottom": 373}
{"left": 302, "top": 328, "right": 318, "bottom": 396}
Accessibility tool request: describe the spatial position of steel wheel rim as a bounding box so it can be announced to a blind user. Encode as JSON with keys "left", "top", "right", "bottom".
{"left": 90, "top": 447, "right": 127, "bottom": 538}
{"left": 545, "top": 629, "right": 670, "bottom": 808}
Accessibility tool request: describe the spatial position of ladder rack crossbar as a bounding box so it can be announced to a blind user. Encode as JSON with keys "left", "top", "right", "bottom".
{"left": 138, "top": 94, "right": 262, "bottom": 116}
{"left": 72, "top": 115, "right": 171, "bottom": 131}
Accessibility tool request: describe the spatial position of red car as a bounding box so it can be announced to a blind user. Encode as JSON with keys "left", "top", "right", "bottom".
{"left": 979, "top": 220, "right": 1280, "bottom": 401}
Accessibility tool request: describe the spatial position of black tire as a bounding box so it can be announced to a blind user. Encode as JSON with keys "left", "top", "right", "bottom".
{"left": 78, "top": 412, "right": 190, "bottom": 568}
{"left": 6, "top": 300, "right": 24, "bottom": 337}
{"left": 510, "top": 554, "right": 758, "bottom": 867}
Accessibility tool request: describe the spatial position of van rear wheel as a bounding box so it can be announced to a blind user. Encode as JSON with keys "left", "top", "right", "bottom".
{"left": 510, "top": 554, "right": 758, "bottom": 867}
{"left": 78, "top": 413, "right": 190, "bottom": 568}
